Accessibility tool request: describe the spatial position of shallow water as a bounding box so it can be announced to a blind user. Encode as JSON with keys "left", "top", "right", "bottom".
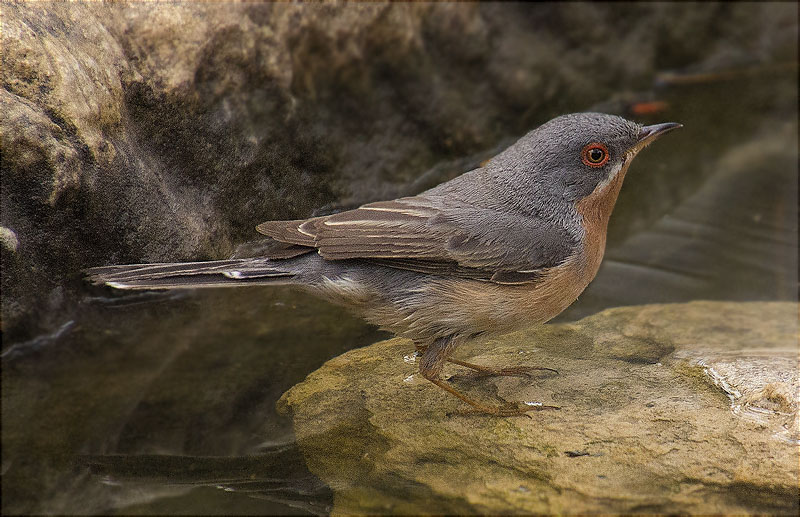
{"left": 2, "top": 69, "right": 797, "bottom": 513}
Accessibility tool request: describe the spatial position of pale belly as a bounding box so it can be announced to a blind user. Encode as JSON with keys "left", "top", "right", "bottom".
{"left": 405, "top": 252, "right": 602, "bottom": 338}
{"left": 318, "top": 248, "right": 604, "bottom": 343}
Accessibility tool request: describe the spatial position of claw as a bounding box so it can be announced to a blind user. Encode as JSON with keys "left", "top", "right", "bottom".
{"left": 418, "top": 339, "right": 560, "bottom": 417}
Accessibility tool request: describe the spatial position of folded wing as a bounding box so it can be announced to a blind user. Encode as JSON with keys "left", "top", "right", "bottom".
{"left": 257, "top": 196, "right": 575, "bottom": 284}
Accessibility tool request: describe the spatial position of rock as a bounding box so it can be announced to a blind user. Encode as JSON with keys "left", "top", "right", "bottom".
{"left": 279, "top": 301, "right": 799, "bottom": 514}
{"left": 1, "top": 2, "right": 796, "bottom": 341}
{"left": 0, "top": 226, "right": 19, "bottom": 252}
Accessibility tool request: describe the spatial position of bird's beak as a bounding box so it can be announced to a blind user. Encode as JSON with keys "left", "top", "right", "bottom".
{"left": 632, "top": 122, "right": 683, "bottom": 153}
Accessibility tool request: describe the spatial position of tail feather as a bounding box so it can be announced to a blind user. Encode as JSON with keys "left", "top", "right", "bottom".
{"left": 85, "top": 258, "right": 296, "bottom": 290}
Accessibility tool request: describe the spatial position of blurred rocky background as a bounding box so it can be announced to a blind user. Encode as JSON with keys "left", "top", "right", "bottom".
{"left": 2, "top": 2, "right": 796, "bottom": 343}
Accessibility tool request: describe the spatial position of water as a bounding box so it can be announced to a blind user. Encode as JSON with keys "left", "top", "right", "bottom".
{"left": 2, "top": 69, "right": 797, "bottom": 513}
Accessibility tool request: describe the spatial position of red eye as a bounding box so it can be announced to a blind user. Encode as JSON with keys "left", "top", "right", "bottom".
{"left": 581, "top": 143, "right": 609, "bottom": 167}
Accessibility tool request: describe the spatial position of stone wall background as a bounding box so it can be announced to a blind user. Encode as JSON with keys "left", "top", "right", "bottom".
{"left": 1, "top": 2, "right": 796, "bottom": 342}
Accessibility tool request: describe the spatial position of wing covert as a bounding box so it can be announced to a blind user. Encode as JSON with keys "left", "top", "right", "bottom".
{"left": 256, "top": 196, "right": 575, "bottom": 284}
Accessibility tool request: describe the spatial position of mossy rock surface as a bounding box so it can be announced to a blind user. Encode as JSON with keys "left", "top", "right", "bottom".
{"left": 280, "top": 301, "right": 799, "bottom": 515}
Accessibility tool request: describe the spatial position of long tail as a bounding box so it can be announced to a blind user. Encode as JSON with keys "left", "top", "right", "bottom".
{"left": 85, "top": 258, "right": 297, "bottom": 290}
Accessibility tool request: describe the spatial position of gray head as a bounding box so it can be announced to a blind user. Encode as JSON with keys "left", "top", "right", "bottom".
{"left": 488, "top": 112, "right": 681, "bottom": 210}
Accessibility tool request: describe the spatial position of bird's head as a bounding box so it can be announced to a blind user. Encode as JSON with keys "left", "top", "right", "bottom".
{"left": 488, "top": 112, "right": 681, "bottom": 212}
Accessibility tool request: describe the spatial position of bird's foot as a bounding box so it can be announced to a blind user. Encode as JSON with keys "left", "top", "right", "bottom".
{"left": 426, "top": 376, "right": 560, "bottom": 417}
{"left": 447, "top": 358, "right": 559, "bottom": 378}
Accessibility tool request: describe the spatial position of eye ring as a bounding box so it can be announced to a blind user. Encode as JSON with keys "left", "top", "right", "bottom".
{"left": 581, "top": 143, "right": 610, "bottom": 167}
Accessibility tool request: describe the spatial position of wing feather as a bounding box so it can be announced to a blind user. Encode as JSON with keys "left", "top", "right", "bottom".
{"left": 256, "top": 219, "right": 318, "bottom": 247}
{"left": 255, "top": 196, "right": 575, "bottom": 283}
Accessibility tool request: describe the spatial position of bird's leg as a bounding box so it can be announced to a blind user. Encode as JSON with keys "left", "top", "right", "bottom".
{"left": 414, "top": 342, "right": 557, "bottom": 378}
{"left": 447, "top": 357, "right": 559, "bottom": 378}
{"left": 418, "top": 336, "right": 558, "bottom": 416}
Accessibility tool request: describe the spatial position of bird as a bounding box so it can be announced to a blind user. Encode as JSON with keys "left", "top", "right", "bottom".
{"left": 86, "top": 112, "right": 681, "bottom": 416}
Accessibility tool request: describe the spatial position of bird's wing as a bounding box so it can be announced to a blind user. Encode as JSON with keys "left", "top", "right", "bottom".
{"left": 257, "top": 196, "right": 575, "bottom": 284}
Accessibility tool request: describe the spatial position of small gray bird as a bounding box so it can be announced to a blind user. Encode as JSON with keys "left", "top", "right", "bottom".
{"left": 87, "top": 113, "right": 681, "bottom": 416}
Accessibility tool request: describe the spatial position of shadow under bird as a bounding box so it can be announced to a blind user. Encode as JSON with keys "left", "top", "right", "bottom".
{"left": 87, "top": 113, "right": 681, "bottom": 416}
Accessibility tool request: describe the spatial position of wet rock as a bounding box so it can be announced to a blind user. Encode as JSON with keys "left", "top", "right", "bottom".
{"left": 1, "top": 2, "right": 795, "bottom": 341}
{"left": 279, "top": 301, "right": 799, "bottom": 514}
